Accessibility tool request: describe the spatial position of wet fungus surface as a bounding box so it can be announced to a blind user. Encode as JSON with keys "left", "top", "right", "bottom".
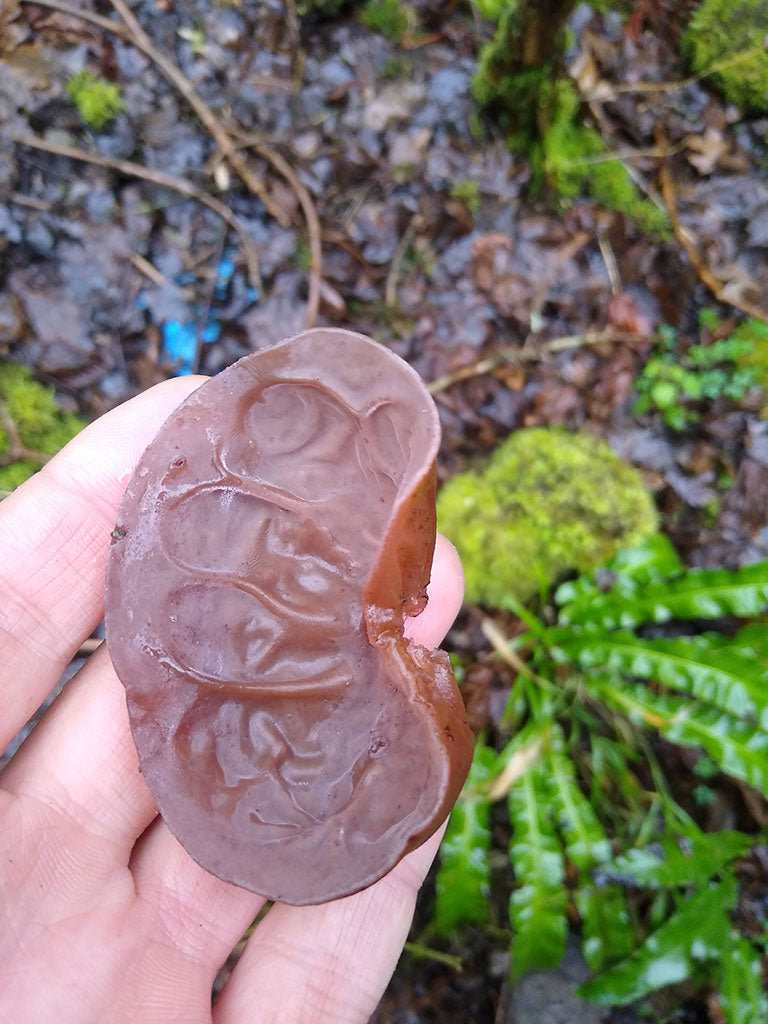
{"left": 105, "top": 328, "right": 473, "bottom": 905}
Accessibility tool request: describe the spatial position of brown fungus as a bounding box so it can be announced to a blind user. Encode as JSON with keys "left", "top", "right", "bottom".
{"left": 105, "top": 328, "right": 473, "bottom": 905}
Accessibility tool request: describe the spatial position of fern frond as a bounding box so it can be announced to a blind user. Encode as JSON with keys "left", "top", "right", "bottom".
{"left": 598, "top": 830, "right": 753, "bottom": 888}
{"left": 435, "top": 743, "right": 496, "bottom": 935}
{"left": 590, "top": 678, "right": 768, "bottom": 796}
{"left": 563, "top": 561, "right": 768, "bottom": 630}
{"left": 508, "top": 761, "right": 567, "bottom": 978}
{"left": 578, "top": 874, "right": 737, "bottom": 1005}
{"left": 562, "top": 633, "right": 768, "bottom": 728}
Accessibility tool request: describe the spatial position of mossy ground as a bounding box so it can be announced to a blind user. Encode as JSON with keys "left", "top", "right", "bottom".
{"left": 683, "top": 0, "right": 768, "bottom": 112}
{"left": 472, "top": 31, "right": 669, "bottom": 235}
{"left": 436, "top": 427, "right": 658, "bottom": 609}
{"left": 0, "top": 363, "right": 86, "bottom": 494}
{"left": 66, "top": 69, "right": 125, "bottom": 131}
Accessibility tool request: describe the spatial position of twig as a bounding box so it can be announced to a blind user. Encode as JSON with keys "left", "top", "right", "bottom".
{"left": 597, "top": 232, "right": 621, "bottom": 297}
{"left": 563, "top": 143, "right": 684, "bottom": 166}
{"left": 252, "top": 143, "right": 322, "bottom": 328}
{"left": 12, "top": 134, "right": 261, "bottom": 288}
{"left": 106, "top": 0, "right": 287, "bottom": 226}
{"left": 403, "top": 943, "right": 463, "bottom": 971}
{"left": 480, "top": 618, "right": 553, "bottom": 693}
{"left": 20, "top": 0, "right": 285, "bottom": 227}
{"left": 18, "top": 0, "right": 131, "bottom": 39}
{"left": 614, "top": 41, "right": 768, "bottom": 95}
{"left": 385, "top": 214, "right": 418, "bottom": 309}
{"left": 9, "top": 191, "right": 53, "bottom": 212}
{"left": 486, "top": 733, "right": 546, "bottom": 801}
{"left": 658, "top": 151, "right": 768, "bottom": 322}
{"left": 427, "top": 330, "right": 649, "bottom": 394}
{"left": 0, "top": 400, "right": 52, "bottom": 468}
{"left": 130, "top": 252, "right": 170, "bottom": 288}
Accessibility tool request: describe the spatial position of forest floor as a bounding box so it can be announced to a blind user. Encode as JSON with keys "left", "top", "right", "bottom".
{"left": 2, "top": 1, "right": 768, "bottom": 1021}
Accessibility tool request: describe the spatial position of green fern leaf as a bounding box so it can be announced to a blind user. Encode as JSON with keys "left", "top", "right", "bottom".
{"left": 578, "top": 874, "right": 737, "bottom": 1005}
{"left": 546, "top": 728, "right": 632, "bottom": 969}
{"left": 509, "top": 761, "right": 567, "bottom": 978}
{"left": 562, "top": 633, "right": 768, "bottom": 728}
{"left": 599, "top": 830, "right": 753, "bottom": 888}
{"left": 564, "top": 561, "right": 768, "bottom": 630}
{"left": 435, "top": 742, "right": 496, "bottom": 935}
{"left": 556, "top": 536, "right": 683, "bottom": 621}
{"left": 719, "top": 931, "right": 768, "bottom": 1024}
{"left": 590, "top": 678, "right": 768, "bottom": 796}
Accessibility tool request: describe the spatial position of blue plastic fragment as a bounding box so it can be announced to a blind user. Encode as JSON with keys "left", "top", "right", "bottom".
{"left": 215, "top": 253, "right": 236, "bottom": 300}
{"left": 246, "top": 285, "right": 260, "bottom": 303}
{"left": 162, "top": 319, "right": 197, "bottom": 375}
{"left": 201, "top": 309, "right": 220, "bottom": 344}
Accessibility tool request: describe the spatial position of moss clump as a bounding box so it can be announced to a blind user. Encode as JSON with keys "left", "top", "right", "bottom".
{"left": 436, "top": 427, "right": 658, "bottom": 609}
{"left": 542, "top": 81, "right": 669, "bottom": 235}
{"left": 683, "top": 0, "right": 768, "bottom": 112}
{"left": 472, "top": 53, "right": 668, "bottom": 235}
{"left": 361, "top": 0, "right": 410, "bottom": 39}
{"left": 66, "top": 69, "right": 124, "bottom": 131}
{"left": 0, "top": 363, "right": 86, "bottom": 495}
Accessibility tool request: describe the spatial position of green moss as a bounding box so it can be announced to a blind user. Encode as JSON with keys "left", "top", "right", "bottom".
{"left": 732, "top": 317, "right": 768, "bottom": 416}
{"left": 539, "top": 80, "right": 669, "bottom": 236}
{"left": 683, "top": 0, "right": 768, "bottom": 112}
{"left": 471, "top": 7, "right": 555, "bottom": 148}
{"left": 0, "top": 362, "right": 87, "bottom": 495}
{"left": 436, "top": 427, "right": 658, "bottom": 609}
{"left": 473, "top": 49, "right": 668, "bottom": 235}
{"left": 450, "top": 179, "right": 481, "bottom": 214}
{"left": 361, "top": 0, "right": 410, "bottom": 39}
{"left": 67, "top": 69, "right": 125, "bottom": 131}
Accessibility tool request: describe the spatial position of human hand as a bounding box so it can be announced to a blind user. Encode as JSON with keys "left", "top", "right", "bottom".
{"left": 0, "top": 377, "right": 465, "bottom": 1024}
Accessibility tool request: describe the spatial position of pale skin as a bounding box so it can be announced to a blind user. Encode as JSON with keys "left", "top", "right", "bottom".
{"left": 0, "top": 376, "right": 466, "bottom": 1024}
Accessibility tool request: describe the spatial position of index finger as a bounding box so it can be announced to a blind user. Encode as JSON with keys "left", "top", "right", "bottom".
{"left": 0, "top": 376, "right": 205, "bottom": 752}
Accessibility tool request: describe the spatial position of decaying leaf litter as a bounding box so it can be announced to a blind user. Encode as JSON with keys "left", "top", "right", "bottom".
{"left": 1, "top": 0, "right": 768, "bottom": 1021}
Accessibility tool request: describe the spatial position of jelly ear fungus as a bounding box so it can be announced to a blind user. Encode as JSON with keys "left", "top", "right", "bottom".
{"left": 105, "top": 328, "right": 474, "bottom": 905}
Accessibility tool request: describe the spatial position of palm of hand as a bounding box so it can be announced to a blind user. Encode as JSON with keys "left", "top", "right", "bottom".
{"left": 0, "top": 378, "right": 463, "bottom": 1024}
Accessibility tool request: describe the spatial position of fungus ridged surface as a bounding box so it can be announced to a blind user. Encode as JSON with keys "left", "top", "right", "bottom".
{"left": 105, "top": 328, "right": 473, "bottom": 905}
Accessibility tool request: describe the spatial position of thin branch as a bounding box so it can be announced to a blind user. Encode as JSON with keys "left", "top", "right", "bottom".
{"left": 130, "top": 252, "right": 170, "bottom": 288}
{"left": 106, "top": 0, "right": 287, "bottom": 226}
{"left": 658, "top": 151, "right": 768, "bottom": 322}
{"left": 252, "top": 143, "right": 322, "bottom": 328}
{"left": 481, "top": 618, "right": 553, "bottom": 693}
{"left": 19, "top": 0, "right": 286, "bottom": 226}
{"left": 614, "top": 41, "right": 768, "bottom": 95}
{"left": 12, "top": 134, "right": 261, "bottom": 288}
{"left": 385, "top": 214, "right": 418, "bottom": 309}
{"left": 427, "top": 330, "right": 649, "bottom": 394}
{"left": 18, "top": 0, "right": 131, "bottom": 39}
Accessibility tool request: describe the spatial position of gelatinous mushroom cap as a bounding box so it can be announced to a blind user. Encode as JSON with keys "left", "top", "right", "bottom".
{"left": 105, "top": 328, "right": 473, "bottom": 905}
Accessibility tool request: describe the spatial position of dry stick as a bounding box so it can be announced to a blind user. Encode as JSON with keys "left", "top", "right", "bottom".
{"left": 105, "top": 0, "right": 287, "bottom": 227}
{"left": 614, "top": 41, "right": 768, "bottom": 95}
{"left": 11, "top": 134, "right": 262, "bottom": 288}
{"left": 20, "top": 0, "right": 320, "bottom": 322}
{"left": 385, "top": 215, "right": 418, "bottom": 309}
{"left": 657, "top": 154, "right": 768, "bottom": 323}
{"left": 252, "top": 144, "right": 322, "bottom": 328}
{"left": 426, "top": 330, "right": 648, "bottom": 394}
{"left": 17, "top": 0, "right": 131, "bottom": 38}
